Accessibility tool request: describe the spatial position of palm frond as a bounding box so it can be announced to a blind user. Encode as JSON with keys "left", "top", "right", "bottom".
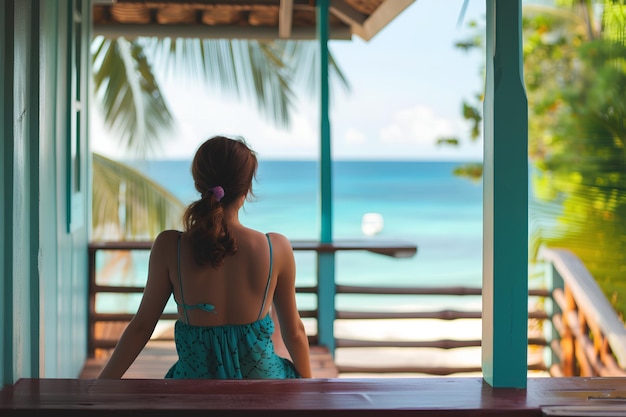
{"left": 92, "top": 36, "right": 175, "bottom": 157}
{"left": 140, "top": 37, "right": 295, "bottom": 127}
{"left": 92, "top": 153, "right": 185, "bottom": 240}
{"left": 240, "top": 40, "right": 294, "bottom": 128}
{"left": 142, "top": 37, "right": 350, "bottom": 128}
{"left": 278, "top": 40, "right": 351, "bottom": 99}
{"left": 456, "top": 0, "right": 470, "bottom": 28}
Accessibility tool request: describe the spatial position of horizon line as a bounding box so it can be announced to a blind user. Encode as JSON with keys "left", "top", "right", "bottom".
{"left": 110, "top": 156, "right": 485, "bottom": 163}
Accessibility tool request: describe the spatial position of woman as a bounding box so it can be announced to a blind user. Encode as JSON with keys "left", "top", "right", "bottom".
{"left": 98, "top": 136, "right": 312, "bottom": 379}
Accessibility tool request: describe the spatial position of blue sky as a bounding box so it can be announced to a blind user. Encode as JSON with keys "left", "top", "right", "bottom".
{"left": 91, "top": 0, "right": 488, "bottom": 161}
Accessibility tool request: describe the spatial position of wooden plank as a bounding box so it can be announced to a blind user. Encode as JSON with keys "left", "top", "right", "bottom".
{"left": 337, "top": 310, "right": 481, "bottom": 320}
{"left": 543, "top": 405, "right": 626, "bottom": 416}
{"left": 351, "top": 0, "right": 414, "bottom": 41}
{"left": 337, "top": 364, "right": 484, "bottom": 376}
{"left": 336, "top": 285, "right": 482, "bottom": 295}
{"left": 291, "top": 239, "right": 417, "bottom": 258}
{"left": 278, "top": 0, "right": 293, "bottom": 38}
{"left": 336, "top": 338, "right": 482, "bottom": 349}
{"left": 307, "top": 346, "right": 339, "bottom": 378}
{"left": 88, "top": 239, "right": 418, "bottom": 258}
{"left": 4, "top": 377, "right": 626, "bottom": 416}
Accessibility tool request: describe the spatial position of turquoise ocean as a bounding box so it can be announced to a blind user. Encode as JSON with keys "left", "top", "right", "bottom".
{"left": 126, "top": 159, "right": 484, "bottom": 314}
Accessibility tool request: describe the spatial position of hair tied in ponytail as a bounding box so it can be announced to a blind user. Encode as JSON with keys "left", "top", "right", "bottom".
{"left": 209, "top": 186, "right": 225, "bottom": 202}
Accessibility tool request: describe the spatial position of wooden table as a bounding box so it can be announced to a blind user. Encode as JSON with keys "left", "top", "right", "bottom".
{"left": 3, "top": 377, "right": 626, "bottom": 416}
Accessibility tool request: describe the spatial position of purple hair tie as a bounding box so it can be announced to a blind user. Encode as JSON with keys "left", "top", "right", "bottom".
{"left": 209, "top": 186, "right": 225, "bottom": 202}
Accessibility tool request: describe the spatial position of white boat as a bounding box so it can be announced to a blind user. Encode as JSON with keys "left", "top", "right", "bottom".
{"left": 361, "top": 212, "right": 384, "bottom": 236}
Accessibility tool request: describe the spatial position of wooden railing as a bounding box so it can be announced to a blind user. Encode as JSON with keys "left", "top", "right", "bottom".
{"left": 538, "top": 247, "right": 626, "bottom": 377}
{"left": 333, "top": 284, "right": 550, "bottom": 375}
{"left": 87, "top": 239, "right": 418, "bottom": 356}
{"left": 88, "top": 240, "right": 551, "bottom": 375}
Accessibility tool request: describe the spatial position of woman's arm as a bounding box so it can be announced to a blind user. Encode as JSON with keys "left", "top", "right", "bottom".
{"left": 270, "top": 233, "right": 312, "bottom": 378}
{"left": 98, "top": 232, "right": 174, "bottom": 378}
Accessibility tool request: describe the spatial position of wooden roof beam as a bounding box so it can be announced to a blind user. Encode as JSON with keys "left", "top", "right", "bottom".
{"left": 93, "top": 23, "right": 352, "bottom": 40}
{"left": 329, "top": 0, "right": 366, "bottom": 29}
{"left": 332, "top": 0, "right": 415, "bottom": 42}
{"left": 278, "top": 0, "right": 294, "bottom": 39}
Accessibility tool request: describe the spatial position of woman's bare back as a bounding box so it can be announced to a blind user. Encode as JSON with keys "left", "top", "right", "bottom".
{"left": 169, "top": 227, "right": 278, "bottom": 327}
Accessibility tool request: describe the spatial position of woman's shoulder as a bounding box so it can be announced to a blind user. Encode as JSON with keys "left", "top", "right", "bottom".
{"left": 265, "top": 232, "right": 293, "bottom": 252}
{"left": 152, "top": 229, "right": 183, "bottom": 249}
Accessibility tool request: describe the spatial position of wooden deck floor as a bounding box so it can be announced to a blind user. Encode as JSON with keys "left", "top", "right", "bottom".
{"left": 80, "top": 341, "right": 339, "bottom": 379}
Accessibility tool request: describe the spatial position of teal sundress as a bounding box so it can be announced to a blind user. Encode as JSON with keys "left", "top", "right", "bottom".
{"left": 164, "top": 233, "right": 300, "bottom": 379}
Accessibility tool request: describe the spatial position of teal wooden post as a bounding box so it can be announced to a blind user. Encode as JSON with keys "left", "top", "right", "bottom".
{"left": 316, "top": 0, "right": 335, "bottom": 354}
{"left": 27, "top": 0, "right": 41, "bottom": 378}
{"left": 482, "top": 0, "right": 528, "bottom": 388}
{"left": 1, "top": 0, "right": 10, "bottom": 386}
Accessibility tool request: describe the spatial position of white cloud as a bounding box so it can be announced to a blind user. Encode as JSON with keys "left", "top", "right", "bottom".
{"left": 252, "top": 112, "right": 318, "bottom": 159}
{"left": 91, "top": 98, "right": 483, "bottom": 162}
{"left": 335, "top": 104, "right": 483, "bottom": 161}
{"left": 90, "top": 110, "right": 126, "bottom": 159}
{"left": 380, "top": 105, "right": 455, "bottom": 145}
{"left": 344, "top": 128, "right": 366, "bottom": 145}
{"left": 159, "top": 121, "right": 205, "bottom": 159}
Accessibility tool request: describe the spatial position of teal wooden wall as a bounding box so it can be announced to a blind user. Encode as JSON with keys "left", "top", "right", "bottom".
{"left": 1, "top": 0, "right": 39, "bottom": 386}
{"left": 1, "top": 0, "right": 7, "bottom": 387}
{"left": 1, "top": 0, "right": 91, "bottom": 386}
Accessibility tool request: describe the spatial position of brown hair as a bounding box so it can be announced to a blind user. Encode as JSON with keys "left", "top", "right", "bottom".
{"left": 183, "top": 136, "right": 258, "bottom": 267}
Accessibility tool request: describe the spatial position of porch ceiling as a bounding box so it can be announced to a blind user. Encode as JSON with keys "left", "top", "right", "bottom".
{"left": 92, "top": 0, "right": 415, "bottom": 41}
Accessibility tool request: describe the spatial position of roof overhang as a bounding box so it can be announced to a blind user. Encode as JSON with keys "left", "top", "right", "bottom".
{"left": 92, "top": 0, "right": 415, "bottom": 41}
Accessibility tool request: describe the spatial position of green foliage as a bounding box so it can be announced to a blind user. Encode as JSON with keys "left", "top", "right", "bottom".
{"left": 448, "top": 1, "right": 626, "bottom": 317}
{"left": 436, "top": 18, "right": 485, "bottom": 149}
{"left": 604, "top": 1, "right": 626, "bottom": 41}
{"left": 462, "top": 101, "right": 482, "bottom": 140}
{"left": 452, "top": 163, "right": 483, "bottom": 182}
{"left": 526, "top": 1, "right": 626, "bottom": 318}
{"left": 436, "top": 137, "right": 459, "bottom": 146}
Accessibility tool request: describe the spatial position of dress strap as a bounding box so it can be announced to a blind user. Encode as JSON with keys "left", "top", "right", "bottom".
{"left": 177, "top": 232, "right": 191, "bottom": 325}
{"left": 258, "top": 233, "right": 274, "bottom": 320}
